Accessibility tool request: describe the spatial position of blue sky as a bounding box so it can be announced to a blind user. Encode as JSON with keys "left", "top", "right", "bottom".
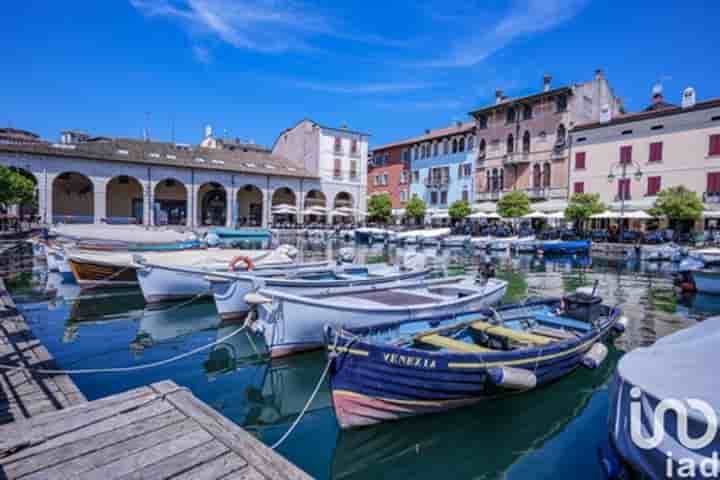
{"left": 2, "top": 0, "right": 719, "bottom": 148}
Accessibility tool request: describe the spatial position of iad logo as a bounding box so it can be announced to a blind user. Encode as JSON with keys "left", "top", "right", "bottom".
{"left": 629, "top": 387, "right": 719, "bottom": 478}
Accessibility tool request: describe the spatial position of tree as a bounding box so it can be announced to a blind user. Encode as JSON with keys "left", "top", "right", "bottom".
{"left": 497, "top": 190, "right": 531, "bottom": 218}
{"left": 0, "top": 166, "right": 35, "bottom": 211}
{"left": 448, "top": 200, "right": 471, "bottom": 223}
{"left": 564, "top": 193, "right": 606, "bottom": 233}
{"left": 367, "top": 193, "right": 392, "bottom": 224}
{"left": 405, "top": 195, "right": 427, "bottom": 224}
{"left": 651, "top": 186, "right": 704, "bottom": 225}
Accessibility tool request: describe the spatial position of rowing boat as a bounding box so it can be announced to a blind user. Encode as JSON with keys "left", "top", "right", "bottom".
{"left": 247, "top": 275, "right": 508, "bottom": 358}
{"left": 325, "top": 291, "right": 625, "bottom": 428}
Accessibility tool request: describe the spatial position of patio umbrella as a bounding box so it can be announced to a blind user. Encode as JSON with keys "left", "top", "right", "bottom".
{"left": 330, "top": 209, "right": 351, "bottom": 217}
{"left": 590, "top": 210, "right": 619, "bottom": 219}
{"left": 468, "top": 212, "right": 488, "bottom": 219}
{"left": 523, "top": 211, "right": 548, "bottom": 219}
{"left": 623, "top": 210, "right": 654, "bottom": 220}
{"left": 546, "top": 211, "right": 566, "bottom": 219}
{"left": 272, "top": 203, "right": 296, "bottom": 212}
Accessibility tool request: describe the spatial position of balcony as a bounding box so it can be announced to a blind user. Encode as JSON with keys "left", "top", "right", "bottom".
{"left": 424, "top": 177, "right": 450, "bottom": 188}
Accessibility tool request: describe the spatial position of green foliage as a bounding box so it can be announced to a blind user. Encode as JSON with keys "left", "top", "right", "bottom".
{"left": 367, "top": 193, "right": 392, "bottom": 224}
{"left": 565, "top": 193, "right": 606, "bottom": 232}
{"left": 405, "top": 195, "right": 427, "bottom": 223}
{"left": 651, "top": 186, "right": 704, "bottom": 222}
{"left": 448, "top": 200, "right": 472, "bottom": 222}
{"left": 497, "top": 190, "right": 531, "bottom": 218}
{"left": 0, "top": 166, "right": 36, "bottom": 210}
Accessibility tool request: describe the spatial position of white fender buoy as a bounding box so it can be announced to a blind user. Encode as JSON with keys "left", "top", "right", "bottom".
{"left": 488, "top": 366, "right": 537, "bottom": 390}
{"left": 244, "top": 292, "right": 272, "bottom": 305}
{"left": 582, "top": 343, "right": 608, "bottom": 369}
{"left": 613, "top": 315, "right": 629, "bottom": 333}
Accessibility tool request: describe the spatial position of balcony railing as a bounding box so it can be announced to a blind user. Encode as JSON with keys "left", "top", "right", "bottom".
{"left": 424, "top": 177, "right": 450, "bottom": 187}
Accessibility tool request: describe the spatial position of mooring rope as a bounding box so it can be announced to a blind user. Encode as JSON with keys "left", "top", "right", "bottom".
{"left": 0, "top": 320, "right": 249, "bottom": 375}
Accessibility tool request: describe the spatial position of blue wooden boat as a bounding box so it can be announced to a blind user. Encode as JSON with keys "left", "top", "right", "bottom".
{"left": 207, "top": 227, "right": 272, "bottom": 247}
{"left": 325, "top": 292, "right": 625, "bottom": 429}
{"left": 538, "top": 239, "right": 591, "bottom": 255}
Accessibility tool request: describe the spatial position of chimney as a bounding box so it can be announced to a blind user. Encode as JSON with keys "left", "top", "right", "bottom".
{"left": 425, "top": 128, "right": 431, "bottom": 135}
{"left": 682, "top": 87, "right": 697, "bottom": 109}
{"left": 495, "top": 89, "right": 504, "bottom": 104}
{"left": 595, "top": 69, "right": 604, "bottom": 81}
{"left": 543, "top": 74, "right": 552, "bottom": 92}
{"left": 455, "top": 120, "right": 462, "bottom": 127}
{"left": 652, "top": 82, "right": 664, "bottom": 105}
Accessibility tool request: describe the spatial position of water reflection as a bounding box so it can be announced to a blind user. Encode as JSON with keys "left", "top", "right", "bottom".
{"left": 0, "top": 240, "right": 711, "bottom": 480}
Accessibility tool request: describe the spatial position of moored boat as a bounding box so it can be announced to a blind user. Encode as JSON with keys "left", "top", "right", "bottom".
{"left": 689, "top": 269, "right": 720, "bottom": 294}
{"left": 441, "top": 235, "right": 471, "bottom": 248}
{"left": 211, "top": 261, "right": 433, "bottom": 322}
{"left": 247, "top": 275, "right": 508, "bottom": 358}
{"left": 325, "top": 290, "right": 624, "bottom": 429}
{"left": 354, "top": 228, "right": 390, "bottom": 243}
{"left": 538, "top": 239, "right": 591, "bottom": 255}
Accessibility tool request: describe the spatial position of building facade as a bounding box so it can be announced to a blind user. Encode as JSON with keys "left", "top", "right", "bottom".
{"left": 470, "top": 71, "right": 622, "bottom": 208}
{"left": 272, "top": 119, "right": 369, "bottom": 220}
{"left": 367, "top": 143, "right": 410, "bottom": 216}
{"left": 569, "top": 86, "right": 720, "bottom": 219}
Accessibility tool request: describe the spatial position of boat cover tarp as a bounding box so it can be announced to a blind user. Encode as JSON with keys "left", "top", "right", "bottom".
{"left": 51, "top": 224, "right": 197, "bottom": 244}
{"left": 69, "top": 248, "right": 291, "bottom": 269}
{"left": 609, "top": 317, "right": 720, "bottom": 478}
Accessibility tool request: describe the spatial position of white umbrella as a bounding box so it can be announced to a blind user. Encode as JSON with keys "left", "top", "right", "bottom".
{"left": 546, "top": 211, "right": 566, "bottom": 219}
{"left": 468, "top": 212, "right": 487, "bottom": 219}
{"left": 523, "top": 211, "right": 548, "bottom": 219}
{"left": 485, "top": 213, "right": 501, "bottom": 219}
{"left": 622, "top": 210, "right": 654, "bottom": 220}
{"left": 590, "top": 210, "right": 619, "bottom": 219}
{"left": 272, "top": 203, "right": 296, "bottom": 212}
{"left": 272, "top": 207, "right": 296, "bottom": 215}
{"left": 704, "top": 211, "right": 720, "bottom": 218}
{"left": 330, "top": 209, "right": 350, "bottom": 217}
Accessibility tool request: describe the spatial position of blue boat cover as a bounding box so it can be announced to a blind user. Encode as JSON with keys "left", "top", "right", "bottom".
{"left": 609, "top": 317, "right": 720, "bottom": 478}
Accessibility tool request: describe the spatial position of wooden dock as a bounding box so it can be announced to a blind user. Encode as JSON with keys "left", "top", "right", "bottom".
{"left": 0, "top": 279, "right": 312, "bottom": 479}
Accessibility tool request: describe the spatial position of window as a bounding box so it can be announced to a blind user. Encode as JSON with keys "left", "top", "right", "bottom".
{"left": 522, "top": 104, "right": 532, "bottom": 120}
{"left": 532, "top": 164, "right": 542, "bottom": 188}
{"left": 374, "top": 175, "right": 381, "bottom": 186}
{"left": 647, "top": 176, "right": 661, "bottom": 196}
{"left": 542, "top": 163, "right": 551, "bottom": 187}
{"left": 707, "top": 172, "right": 720, "bottom": 194}
{"left": 383, "top": 174, "right": 389, "bottom": 185}
{"left": 433, "top": 142, "right": 438, "bottom": 156}
{"left": 522, "top": 131, "right": 531, "bottom": 153}
{"left": 478, "top": 115, "right": 488, "bottom": 129}
{"left": 556, "top": 124, "right": 566, "bottom": 146}
{"left": 618, "top": 178, "right": 631, "bottom": 200}
{"left": 430, "top": 191, "right": 438, "bottom": 205}
{"left": 334, "top": 158, "right": 342, "bottom": 178}
{"left": 440, "top": 191, "right": 448, "bottom": 204}
{"left": 556, "top": 95, "right": 567, "bottom": 113}
{"left": 443, "top": 139, "right": 449, "bottom": 154}
{"left": 573, "top": 182, "right": 584, "bottom": 194}
{"left": 458, "top": 138, "right": 465, "bottom": 152}
{"left": 506, "top": 134, "right": 514, "bottom": 154}
{"left": 468, "top": 136, "right": 475, "bottom": 150}
{"left": 576, "top": 137, "right": 587, "bottom": 143}
{"left": 575, "top": 152, "right": 586, "bottom": 169}
{"left": 351, "top": 139, "right": 358, "bottom": 154}
{"left": 400, "top": 190, "right": 408, "bottom": 202}
{"left": 334, "top": 137, "right": 342, "bottom": 153}
{"left": 651, "top": 125, "right": 664, "bottom": 131}
{"left": 506, "top": 107, "right": 516, "bottom": 124}
{"left": 621, "top": 130, "right": 633, "bottom": 136}
{"left": 710, "top": 135, "right": 720, "bottom": 156}
{"left": 452, "top": 139, "right": 458, "bottom": 153}
{"left": 620, "top": 145, "right": 632, "bottom": 164}
{"left": 413, "top": 170, "right": 419, "bottom": 183}
{"left": 350, "top": 160, "right": 358, "bottom": 179}
{"left": 400, "top": 170, "right": 408, "bottom": 184}
{"left": 649, "top": 142, "right": 663, "bottom": 162}
{"left": 462, "top": 190, "right": 469, "bottom": 202}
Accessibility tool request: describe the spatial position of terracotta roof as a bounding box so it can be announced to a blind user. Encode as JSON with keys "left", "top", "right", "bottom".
{"left": 468, "top": 86, "right": 573, "bottom": 117}
{"left": 372, "top": 122, "right": 476, "bottom": 151}
{"left": 0, "top": 137, "right": 318, "bottom": 179}
{"left": 573, "top": 97, "right": 720, "bottom": 132}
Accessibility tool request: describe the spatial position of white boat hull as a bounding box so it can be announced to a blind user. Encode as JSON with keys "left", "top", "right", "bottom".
{"left": 212, "top": 267, "right": 430, "bottom": 321}
{"left": 46, "top": 249, "right": 60, "bottom": 272}
{"left": 254, "top": 278, "right": 507, "bottom": 358}
{"left": 136, "top": 264, "right": 225, "bottom": 303}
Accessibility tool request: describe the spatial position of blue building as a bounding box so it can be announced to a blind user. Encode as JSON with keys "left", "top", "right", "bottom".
{"left": 406, "top": 122, "right": 477, "bottom": 222}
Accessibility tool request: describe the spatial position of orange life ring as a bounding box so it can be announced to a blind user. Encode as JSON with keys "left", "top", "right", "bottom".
{"left": 229, "top": 255, "right": 255, "bottom": 272}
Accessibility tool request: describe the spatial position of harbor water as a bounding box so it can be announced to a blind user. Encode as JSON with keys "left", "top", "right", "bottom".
{"left": 1, "top": 240, "right": 713, "bottom": 480}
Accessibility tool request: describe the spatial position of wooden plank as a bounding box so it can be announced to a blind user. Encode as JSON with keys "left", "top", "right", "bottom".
{"left": 0, "top": 389, "right": 158, "bottom": 453}
{"left": 470, "top": 321, "right": 554, "bottom": 345}
{"left": 116, "top": 440, "right": 228, "bottom": 480}
{"left": 222, "top": 465, "right": 266, "bottom": 480}
{"left": 150, "top": 382, "right": 312, "bottom": 480}
{"left": 417, "top": 334, "right": 493, "bottom": 353}
{"left": 3, "top": 407, "right": 182, "bottom": 478}
{"left": 2, "top": 400, "right": 178, "bottom": 467}
{"left": 169, "top": 452, "right": 248, "bottom": 480}
{"left": 74, "top": 428, "right": 213, "bottom": 480}
{"left": 23, "top": 419, "right": 205, "bottom": 480}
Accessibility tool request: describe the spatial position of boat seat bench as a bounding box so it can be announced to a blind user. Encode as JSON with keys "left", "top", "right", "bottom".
{"left": 470, "top": 321, "right": 554, "bottom": 345}
{"left": 417, "top": 334, "right": 493, "bottom": 353}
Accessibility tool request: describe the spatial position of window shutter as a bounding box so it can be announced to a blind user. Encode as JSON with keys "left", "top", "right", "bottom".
{"left": 574, "top": 182, "right": 584, "bottom": 194}
{"left": 575, "top": 152, "right": 586, "bottom": 169}
{"left": 708, "top": 172, "right": 720, "bottom": 193}
{"left": 711, "top": 135, "right": 720, "bottom": 156}
{"left": 620, "top": 145, "right": 632, "bottom": 164}
{"left": 649, "top": 142, "right": 663, "bottom": 162}
{"left": 647, "top": 176, "right": 661, "bottom": 195}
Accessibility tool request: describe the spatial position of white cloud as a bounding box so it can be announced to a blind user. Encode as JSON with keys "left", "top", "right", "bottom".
{"left": 130, "top": 0, "right": 408, "bottom": 54}
{"left": 422, "top": 0, "right": 590, "bottom": 67}
{"left": 291, "top": 81, "right": 435, "bottom": 95}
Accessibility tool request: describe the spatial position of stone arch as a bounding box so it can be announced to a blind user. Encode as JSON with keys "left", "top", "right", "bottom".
{"left": 304, "top": 189, "right": 327, "bottom": 224}
{"left": 52, "top": 172, "right": 94, "bottom": 223}
{"left": 106, "top": 175, "right": 143, "bottom": 224}
{"left": 198, "top": 182, "right": 227, "bottom": 226}
{"left": 237, "top": 184, "right": 263, "bottom": 227}
{"left": 458, "top": 137, "right": 465, "bottom": 152}
{"left": 507, "top": 134, "right": 514, "bottom": 154}
{"left": 543, "top": 162, "right": 551, "bottom": 187}
{"left": 154, "top": 178, "right": 187, "bottom": 226}
{"left": 332, "top": 191, "right": 354, "bottom": 225}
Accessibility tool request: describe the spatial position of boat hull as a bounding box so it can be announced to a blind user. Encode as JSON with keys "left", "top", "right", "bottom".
{"left": 328, "top": 304, "right": 620, "bottom": 429}
{"left": 255, "top": 279, "right": 507, "bottom": 359}
{"left": 213, "top": 267, "right": 431, "bottom": 321}
{"left": 68, "top": 257, "right": 138, "bottom": 289}
{"left": 690, "top": 270, "right": 720, "bottom": 294}
{"left": 136, "top": 264, "right": 221, "bottom": 303}
{"left": 539, "top": 240, "right": 591, "bottom": 255}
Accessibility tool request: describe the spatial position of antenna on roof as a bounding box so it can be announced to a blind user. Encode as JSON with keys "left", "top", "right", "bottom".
{"left": 170, "top": 114, "right": 176, "bottom": 144}
{"left": 143, "top": 112, "right": 151, "bottom": 141}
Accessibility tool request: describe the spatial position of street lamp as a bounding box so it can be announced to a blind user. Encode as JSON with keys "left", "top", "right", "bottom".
{"left": 608, "top": 160, "right": 643, "bottom": 243}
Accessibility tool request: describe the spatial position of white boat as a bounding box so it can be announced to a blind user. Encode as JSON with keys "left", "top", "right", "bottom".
{"left": 687, "top": 247, "right": 720, "bottom": 263}
{"left": 211, "top": 261, "right": 432, "bottom": 321}
{"left": 441, "top": 235, "right": 471, "bottom": 248}
{"left": 511, "top": 236, "right": 537, "bottom": 253}
{"left": 50, "top": 224, "right": 197, "bottom": 246}
{"left": 398, "top": 228, "right": 451, "bottom": 246}
{"left": 248, "top": 275, "right": 508, "bottom": 358}
{"left": 488, "top": 236, "right": 518, "bottom": 251}
{"left": 641, "top": 243, "right": 681, "bottom": 262}
{"left": 470, "top": 236, "right": 492, "bottom": 250}
{"left": 355, "top": 228, "right": 390, "bottom": 243}
{"left": 136, "top": 257, "right": 329, "bottom": 304}
{"left": 46, "top": 246, "right": 61, "bottom": 272}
